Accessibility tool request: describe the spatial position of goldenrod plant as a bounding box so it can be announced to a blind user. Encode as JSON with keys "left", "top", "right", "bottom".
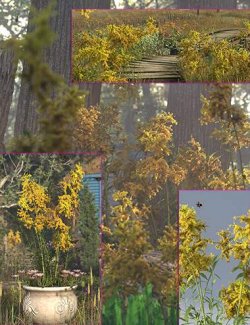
{"left": 179, "top": 31, "right": 250, "bottom": 82}
{"left": 73, "top": 17, "right": 161, "bottom": 81}
{"left": 201, "top": 84, "right": 250, "bottom": 189}
{"left": 178, "top": 204, "right": 250, "bottom": 325}
{"left": 9, "top": 163, "right": 85, "bottom": 287}
{"left": 217, "top": 211, "right": 250, "bottom": 319}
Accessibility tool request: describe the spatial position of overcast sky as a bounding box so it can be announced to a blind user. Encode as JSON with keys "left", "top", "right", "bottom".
{"left": 179, "top": 190, "right": 250, "bottom": 324}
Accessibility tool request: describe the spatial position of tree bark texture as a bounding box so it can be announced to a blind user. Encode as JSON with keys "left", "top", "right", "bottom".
{"left": 0, "top": 47, "right": 16, "bottom": 151}
{"left": 15, "top": 0, "right": 110, "bottom": 136}
{"left": 176, "top": 0, "right": 237, "bottom": 8}
{"left": 167, "top": 83, "right": 230, "bottom": 169}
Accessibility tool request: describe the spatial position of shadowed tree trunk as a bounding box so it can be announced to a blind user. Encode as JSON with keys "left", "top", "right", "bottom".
{"left": 176, "top": 0, "right": 237, "bottom": 8}
{"left": 167, "top": 84, "right": 230, "bottom": 169}
{"left": 15, "top": 0, "right": 110, "bottom": 136}
{"left": 80, "top": 84, "right": 102, "bottom": 107}
{"left": 0, "top": 47, "right": 17, "bottom": 151}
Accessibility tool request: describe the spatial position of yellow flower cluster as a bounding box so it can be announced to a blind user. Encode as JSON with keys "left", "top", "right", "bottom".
{"left": 132, "top": 112, "right": 181, "bottom": 198}
{"left": 6, "top": 230, "right": 22, "bottom": 248}
{"left": 180, "top": 31, "right": 250, "bottom": 81}
{"left": 158, "top": 224, "right": 177, "bottom": 265}
{"left": 174, "top": 137, "right": 224, "bottom": 189}
{"left": 17, "top": 164, "right": 84, "bottom": 251}
{"left": 80, "top": 10, "right": 94, "bottom": 19}
{"left": 107, "top": 24, "right": 143, "bottom": 50}
{"left": 73, "top": 107, "right": 100, "bottom": 150}
{"left": 220, "top": 280, "right": 250, "bottom": 318}
{"left": 217, "top": 210, "right": 250, "bottom": 266}
{"left": 145, "top": 17, "right": 159, "bottom": 35}
{"left": 138, "top": 112, "right": 177, "bottom": 157}
{"left": 18, "top": 174, "right": 51, "bottom": 230}
{"left": 104, "top": 190, "right": 153, "bottom": 297}
{"left": 216, "top": 211, "right": 250, "bottom": 318}
{"left": 58, "top": 163, "right": 84, "bottom": 219}
{"left": 179, "top": 205, "right": 214, "bottom": 284}
{"left": 73, "top": 18, "right": 159, "bottom": 81}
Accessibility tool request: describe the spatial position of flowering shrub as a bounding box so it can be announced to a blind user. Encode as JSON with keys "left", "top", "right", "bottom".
{"left": 179, "top": 31, "right": 250, "bottom": 81}
{"left": 72, "top": 18, "right": 160, "bottom": 82}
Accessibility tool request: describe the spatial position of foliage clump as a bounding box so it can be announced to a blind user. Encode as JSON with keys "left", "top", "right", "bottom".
{"left": 179, "top": 31, "right": 250, "bottom": 81}
{"left": 72, "top": 17, "right": 165, "bottom": 82}
{"left": 179, "top": 205, "right": 213, "bottom": 284}
{"left": 73, "top": 105, "right": 121, "bottom": 154}
{"left": 216, "top": 210, "right": 250, "bottom": 318}
{"left": 103, "top": 191, "right": 153, "bottom": 297}
{"left": 201, "top": 83, "right": 250, "bottom": 189}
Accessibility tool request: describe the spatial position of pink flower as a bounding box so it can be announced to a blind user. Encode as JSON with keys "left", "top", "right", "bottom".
{"left": 18, "top": 270, "right": 26, "bottom": 274}
{"left": 60, "top": 273, "right": 69, "bottom": 278}
{"left": 73, "top": 273, "right": 80, "bottom": 278}
{"left": 35, "top": 273, "right": 44, "bottom": 278}
{"left": 61, "top": 270, "right": 71, "bottom": 274}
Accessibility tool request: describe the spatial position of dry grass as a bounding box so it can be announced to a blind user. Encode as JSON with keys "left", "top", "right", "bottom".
{"left": 72, "top": 9, "right": 249, "bottom": 35}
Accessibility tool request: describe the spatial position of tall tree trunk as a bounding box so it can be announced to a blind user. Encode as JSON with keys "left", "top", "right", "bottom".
{"left": 176, "top": 0, "right": 237, "bottom": 8}
{"left": 80, "top": 84, "right": 102, "bottom": 107}
{"left": 15, "top": 0, "right": 110, "bottom": 136}
{"left": 142, "top": 84, "right": 157, "bottom": 121}
{"left": 0, "top": 47, "right": 17, "bottom": 151}
{"left": 167, "top": 84, "right": 230, "bottom": 169}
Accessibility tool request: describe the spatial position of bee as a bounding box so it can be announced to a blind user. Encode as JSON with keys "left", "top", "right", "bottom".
{"left": 196, "top": 201, "right": 202, "bottom": 208}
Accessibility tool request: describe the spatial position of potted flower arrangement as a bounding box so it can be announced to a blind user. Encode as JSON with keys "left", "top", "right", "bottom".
{"left": 9, "top": 163, "right": 86, "bottom": 325}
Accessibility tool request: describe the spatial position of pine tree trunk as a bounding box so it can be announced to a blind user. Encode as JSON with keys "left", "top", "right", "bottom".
{"left": 0, "top": 47, "right": 17, "bottom": 151}
{"left": 80, "top": 84, "right": 102, "bottom": 107}
{"left": 167, "top": 84, "right": 230, "bottom": 168}
{"left": 15, "top": 0, "right": 110, "bottom": 136}
{"left": 176, "top": 0, "right": 237, "bottom": 8}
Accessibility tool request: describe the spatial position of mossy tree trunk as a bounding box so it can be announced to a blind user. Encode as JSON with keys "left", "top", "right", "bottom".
{"left": 15, "top": 0, "right": 110, "bottom": 137}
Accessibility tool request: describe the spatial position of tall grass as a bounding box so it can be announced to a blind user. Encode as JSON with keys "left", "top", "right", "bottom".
{"left": 102, "top": 284, "right": 178, "bottom": 325}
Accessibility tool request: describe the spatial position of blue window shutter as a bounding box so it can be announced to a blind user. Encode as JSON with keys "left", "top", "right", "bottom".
{"left": 83, "top": 173, "right": 101, "bottom": 220}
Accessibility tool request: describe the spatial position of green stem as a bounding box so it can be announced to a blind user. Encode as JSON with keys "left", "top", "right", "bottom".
{"left": 36, "top": 232, "right": 45, "bottom": 276}
{"left": 196, "top": 276, "right": 207, "bottom": 325}
{"left": 232, "top": 122, "right": 245, "bottom": 189}
{"left": 54, "top": 247, "right": 60, "bottom": 283}
{"left": 235, "top": 271, "right": 245, "bottom": 323}
{"left": 229, "top": 149, "right": 237, "bottom": 190}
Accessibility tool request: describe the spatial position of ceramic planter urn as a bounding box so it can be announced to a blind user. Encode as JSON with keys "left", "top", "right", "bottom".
{"left": 23, "top": 286, "right": 77, "bottom": 325}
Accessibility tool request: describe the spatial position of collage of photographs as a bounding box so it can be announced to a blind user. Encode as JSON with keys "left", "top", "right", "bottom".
{"left": 0, "top": 0, "right": 250, "bottom": 325}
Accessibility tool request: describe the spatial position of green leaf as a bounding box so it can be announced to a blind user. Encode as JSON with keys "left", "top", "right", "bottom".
{"left": 235, "top": 272, "right": 244, "bottom": 280}
{"left": 200, "top": 272, "right": 208, "bottom": 280}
